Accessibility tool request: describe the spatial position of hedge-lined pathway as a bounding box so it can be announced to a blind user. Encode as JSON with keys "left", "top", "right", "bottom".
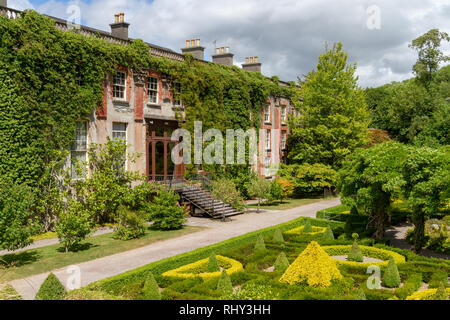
{"left": 9, "top": 198, "right": 340, "bottom": 300}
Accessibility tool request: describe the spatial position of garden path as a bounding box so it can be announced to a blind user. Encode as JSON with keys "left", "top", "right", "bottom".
{"left": 8, "top": 198, "right": 340, "bottom": 300}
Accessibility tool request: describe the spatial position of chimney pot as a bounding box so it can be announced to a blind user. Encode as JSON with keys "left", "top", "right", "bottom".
{"left": 225, "top": 46, "right": 229, "bottom": 53}
{"left": 190, "top": 39, "right": 195, "bottom": 47}
{"left": 119, "top": 12, "right": 124, "bottom": 22}
{"left": 186, "top": 40, "right": 190, "bottom": 48}
{"left": 196, "top": 39, "right": 200, "bottom": 47}
{"left": 250, "top": 57, "right": 254, "bottom": 63}
{"left": 245, "top": 57, "right": 249, "bottom": 64}
{"left": 114, "top": 13, "right": 119, "bottom": 23}
{"left": 216, "top": 48, "right": 220, "bottom": 54}
{"left": 254, "top": 56, "right": 258, "bottom": 63}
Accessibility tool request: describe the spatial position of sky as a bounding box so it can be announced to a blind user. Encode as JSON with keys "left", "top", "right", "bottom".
{"left": 7, "top": 0, "right": 450, "bottom": 88}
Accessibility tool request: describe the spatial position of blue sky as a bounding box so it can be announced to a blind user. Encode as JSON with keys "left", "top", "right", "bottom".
{"left": 7, "top": 0, "right": 450, "bottom": 88}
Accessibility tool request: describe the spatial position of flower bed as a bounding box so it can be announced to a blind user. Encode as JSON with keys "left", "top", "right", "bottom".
{"left": 322, "top": 245, "right": 406, "bottom": 267}
{"left": 285, "top": 225, "right": 327, "bottom": 236}
{"left": 406, "top": 288, "right": 450, "bottom": 300}
{"left": 161, "top": 255, "right": 243, "bottom": 280}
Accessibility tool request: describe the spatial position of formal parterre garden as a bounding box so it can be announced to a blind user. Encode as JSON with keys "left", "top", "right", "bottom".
{"left": 30, "top": 216, "right": 447, "bottom": 301}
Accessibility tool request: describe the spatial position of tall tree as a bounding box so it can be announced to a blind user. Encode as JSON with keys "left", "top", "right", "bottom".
{"left": 288, "top": 42, "right": 369, "bottom": 169}
{"left": 409, "top": 29, "right": 450, "bottom": 88}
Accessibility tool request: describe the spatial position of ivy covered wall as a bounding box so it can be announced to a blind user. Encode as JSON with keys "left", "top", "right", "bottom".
{"left": 0, "top": 10, "right": 299, "bottom": 187}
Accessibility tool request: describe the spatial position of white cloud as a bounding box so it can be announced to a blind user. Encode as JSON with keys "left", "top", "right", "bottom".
{"left": 6, "top": 0, "right": 450, "bottom": 87}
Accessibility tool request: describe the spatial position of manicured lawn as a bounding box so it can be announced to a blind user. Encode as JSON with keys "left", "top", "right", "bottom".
{"left": 246, "top": 197, "right": 333, "bottom": 211}
{"left": 0, "top": 226, "right": 203, "bottom": 282}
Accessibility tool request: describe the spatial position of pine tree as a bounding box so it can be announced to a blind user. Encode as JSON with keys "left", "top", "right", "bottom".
{"left": 35, "top": 273, "right": 66, "bottom": 300}
{"left": 322, "top": 226, "right": 335, "bottom": 241}
{"left": 274, "top": 252, "right": 290, "bottom": 272}
{"left": 207, "top": 253, "right": 221, "bottom": 272}
{"left": 143, "top": 272, "right": 161, "bottom": 300}
{"left": 383, "top": 257, "right": 401, "bottom": 288}
{"left": 217, "top": 270, "right": 233, "bottom": 295}
{"left": 303, "top": 220, "right": 313, "bottom": 233}
{"left": 273, "top": 229, "right": 285, "bottom": 243}
{"left": 254, "top": 235, "right": 266, "bottom": 252}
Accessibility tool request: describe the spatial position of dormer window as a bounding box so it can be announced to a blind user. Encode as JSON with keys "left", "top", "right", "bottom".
{"left": 113, "top": 71, "right": 126, "bottom": 100}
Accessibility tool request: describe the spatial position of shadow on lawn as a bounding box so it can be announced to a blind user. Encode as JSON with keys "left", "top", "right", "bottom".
{"left": 0, "top": 251, "right": 39, "bottom": 268}
{"left": 56, "top": 242, "right": 98, "bottom": 253}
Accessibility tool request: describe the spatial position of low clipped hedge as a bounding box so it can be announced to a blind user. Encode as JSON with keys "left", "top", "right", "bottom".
{"left": 83, "top": 217, "right": 343, "bottom": 297}
{"left": 316, "top": 205, "right": 350, "bottom": 221}
{"left": 322, "top": 245, "right": 406, "bottom": 268}
{"left": 285, "top": 225, "right": 327, "bottom": 236}
{"left": 406, "top": 288, "right": 450, "bottom": 300}
{"left": 162, "top": 256, "right": 243, "bottom": 280}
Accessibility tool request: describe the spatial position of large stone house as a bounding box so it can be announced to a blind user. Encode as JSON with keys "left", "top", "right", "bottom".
{"left": 1, "top": 2, "right": 298, "bottom": 182}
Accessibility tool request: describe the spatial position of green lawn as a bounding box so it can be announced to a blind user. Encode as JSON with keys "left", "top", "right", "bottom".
{"left": 0, "top": 226, "right": 203, "bottom": 282}
{"left": 246, "top": 197, "right": 333, "bottom": 211}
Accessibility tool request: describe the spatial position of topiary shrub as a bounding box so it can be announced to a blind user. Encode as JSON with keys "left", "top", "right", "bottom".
{"left": 143, "top": 272, "right": 161, "bottom": 300}
{"left": 35, "top": 273, "right": 66, "bottom": 300}
{"left": 303, "top": 220, "right": 313, "bottom": 233}
{"left": 322, "top": 225, "right": 335, "bottom": 241}
{"left": 356, "top": 288, "right": 367, "bottom": 300}
{"left": 273, "top": 228, "right": 285, "bottom": 243}
{"left": 217, "top": 270, "right": 233, "bottom": 295}
{"left": 347, "top": 234, "right": 363, "bottom": 262}
{"left": 383, "top": 257, "right": 401, "bottom": 288}
{"left": 206, "top": 254, "right": 220, "bottom": 273}
{"left": 254, "top": 235, "right": 266, "bottom": 252}
{"left": 0, "top": 285, "right": 23, "bottom": 300}
{"left": 280, "top": 241, "right": 343, "bottom": 287}
{"left": 432, "top": 282, "right": 449, "bottom": 300}
{"left": 274, "top": 252, "right": 290, "bottom": 272}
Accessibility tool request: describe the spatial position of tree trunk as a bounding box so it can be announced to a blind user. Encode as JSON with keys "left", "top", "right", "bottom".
{"left": 373, "top": 209, "right": 385, "bottom": 240}
{"left": 413, "top": 212, "right": 425, "bottom": 254}
{"left": 257, "top": 198, "right": 260, "bottom": 213}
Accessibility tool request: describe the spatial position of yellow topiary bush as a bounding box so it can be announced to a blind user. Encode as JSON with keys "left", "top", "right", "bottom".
{"left": 284, "top": 225, "right": 327, "bottom": 236}
{"left": 161, "top": 255, "right": 243, "bottom": 281}
{"left": 279, "top": 241, "right": 343, "bottom": 287}
{"left": 406, "top": 288, "right": 450, "bottom": 300}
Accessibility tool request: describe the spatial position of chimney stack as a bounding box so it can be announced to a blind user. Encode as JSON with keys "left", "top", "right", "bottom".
{"left": 110, "top": 12, "right": 130, "bottom": 40}
{"left": 181, "top": 38, "right": 205, "bottom": 60}
{"left": 0, "top": 0, "right": 7, "bottom": 7}
{"left": 212, "top": 46, "right": 234, "bottom": 66}
{"left": 242, "top": 56, "right": 262, "bottom": 73}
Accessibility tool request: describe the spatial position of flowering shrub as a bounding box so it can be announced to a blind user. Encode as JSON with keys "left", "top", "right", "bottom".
{"left": 285, "top": 225, "right": 327, "bottom": 236}
{"left": 322, "top": 245, "right": 406, "bottom": 268}
{"left": 279, "top": 241, "right": 343, "bottom": 287}
{"left": 406, "top": 288, "right": 450, "bottom": 300}
{"left": 161, "top": 255, "right": 243, "bottom": 280}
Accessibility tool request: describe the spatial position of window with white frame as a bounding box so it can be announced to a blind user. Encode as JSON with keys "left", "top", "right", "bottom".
{"left": 173, "top": 82, "right": 181, "bottom": 106}
{"left": 264, "top": 104, "right": 271, "bottom": 123}
{"left": 112, "top": 122, "right": 127, "bottom": 142}
{"left": 71, "top": 122, "right": 88, "bottom": 179}
{"left": 113, "top": 71, "right": 126, "bottom": 100}
{"left": 281, "top": 105, "right": 287, "bottom": 123}
{"left": 265, "top": 129, "right": 271, "bottom": 151}
{"left": 265, "top": 156, "right": 271, "bottom": 177}
{"left": 281, "top": 131, "right": 287, "bottom": 150}
{"left": 147, "top": 77, "right": 159, "bottom": 104}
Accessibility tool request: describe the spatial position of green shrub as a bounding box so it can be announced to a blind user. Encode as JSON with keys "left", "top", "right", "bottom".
{"left": 35, "top": 273, "right": 66, "bottom": 300}
{"left": 347, "top": 241, "right": 364, "bottom": 262}
{"left": 432, "top": 282, "right": 449, "bottom": 300}
{"left": 114, "top": 206, "right": 147, "bottom": 240}
{"left": 254, "top": 235, "right": 266, "bottom": 252}
{"left": 149, "top": 189, "right": 186, "bottom": 230}
{"left": 217, "top": 270, "right": 233, "bottom": 295}
{"left": 303, "top": 220, "right": 313, "bottom": 233}
{"left": 143, "top": 272, "right": 161, "bottom": 300}
{"left": 429, "top": 271, "right": 448, "bottom": 288}
{"left": 322, "top": 226, "right": 335, "bottom": 241}
{"left": 206, "top": 254, "right": 220, "bottom": 273}
{"left": 356, "top": 288, "right": 366, "bottom": 300}
{"left": 395, "top": 273, "right": 422, "bottom": 299}
{"left": 65, "top": 289, "right": 122, "bottom": 300}
{"left": 274, "top": 252, "right": 290, "bottom": 272}
{"left": 273, "top": 229, "right": 285, "bottom": 243}
{"left": 383, "top": 257, "right": 401, "bottom": 288}
{"left": 0, "top": 285, "right": 23, "bottom": 300}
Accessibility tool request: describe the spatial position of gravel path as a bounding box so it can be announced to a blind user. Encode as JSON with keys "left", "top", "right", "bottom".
{"left": 7, "top": 198, "right": 340, "bottom": 300}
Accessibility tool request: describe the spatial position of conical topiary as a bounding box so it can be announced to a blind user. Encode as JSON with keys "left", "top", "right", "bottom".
{"left": 35, "top": 273, "right": 66, "bottom": 300}
{"left": 143, "top": 272, "right": 161, "bottom": 300}
{"left": 217, "top": 270, "right": 233, "bottom": 295}
{"left": 383, "top": 257, "right": 401, "bottom": 288}
{"left": 432, "top": 282, "right": 449, "bottom": 300}
{"left": 274, "top": 252, "right": 290, "bottom": 272}
{"left": 303, "top": 220, "right": 313, "bottom": 233}
{"left": 356, "top": 288, "right": 367, "bottom": 300}
{"left": 273, "top": 228, "right": 285, "bottom": 243}
{"left": 280, "top": 241, "right": 343, "bottom": 287}
{"left": 206, "top": 253, "right": 220, "bottom": 272}
{"left": 347, "top": 241, "right": 364, "bottom": 262}
{"left": 0, "top": 285, "right": 23, "bottom": 300}
{"left": 254, "top": 235, "right": 266, "bottom": 252}
{"left": 322, "top": 226, "right": 335, "bottom": 241}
